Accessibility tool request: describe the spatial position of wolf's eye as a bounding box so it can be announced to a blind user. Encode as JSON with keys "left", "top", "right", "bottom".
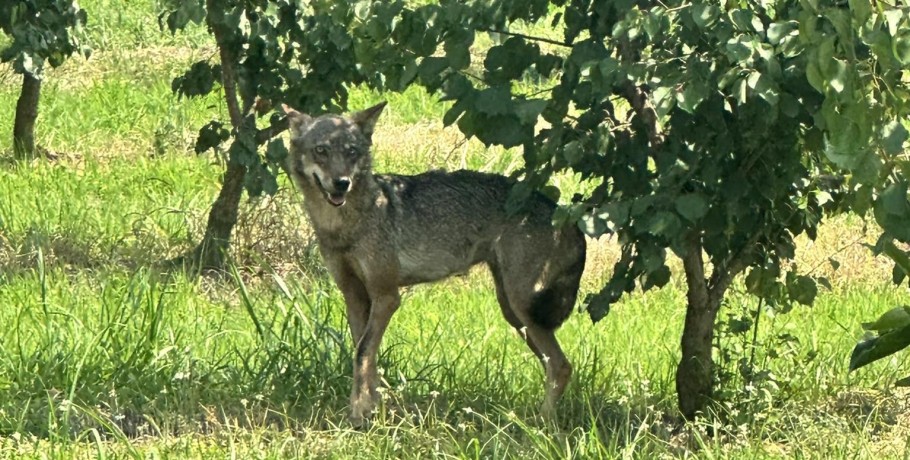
{"left": 346, "top": 147, "right": 358, "bottom": 157}
{"left": 314, "top": 145, "right": 328, "bottom": 156}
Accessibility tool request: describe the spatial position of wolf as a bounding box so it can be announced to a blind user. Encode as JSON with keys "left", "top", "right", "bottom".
{"left": 282, "top": 101, "right": 586, "bottom": 427}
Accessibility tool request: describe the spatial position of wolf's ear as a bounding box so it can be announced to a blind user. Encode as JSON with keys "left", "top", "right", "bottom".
{"left": 282, "top": 104, "right": 312, "bottom": 138}
{"left": 350, "top": 101, "right": 387, "bottom": 140}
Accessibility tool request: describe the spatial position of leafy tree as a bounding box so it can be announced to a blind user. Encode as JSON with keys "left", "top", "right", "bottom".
{"left": 822, "top": 0, "right": 910, "bottom": 388}
{"left": 166, "top": 0, "right": 910, "bottom": 418}
{"left": 395, "top": 0, "right": 909, "bottom": 418}
{"left": 161, "top": 0, "right": 420, "bottom": 268}
{"left": 0, "top": 0, "right": 88, "bottom": 159}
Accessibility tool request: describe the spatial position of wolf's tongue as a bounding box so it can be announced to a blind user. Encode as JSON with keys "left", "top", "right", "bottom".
{"left": 328, "top": 194, "right": 346, "bottom": 206}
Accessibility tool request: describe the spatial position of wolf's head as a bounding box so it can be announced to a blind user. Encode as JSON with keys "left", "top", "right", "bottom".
{"left": 283, "top": 102, "right": 386, "bottom": 207}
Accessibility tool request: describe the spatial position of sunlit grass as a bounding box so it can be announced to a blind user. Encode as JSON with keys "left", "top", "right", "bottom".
{"left": 0, "top": 1, "right": 909, "bottom": 459}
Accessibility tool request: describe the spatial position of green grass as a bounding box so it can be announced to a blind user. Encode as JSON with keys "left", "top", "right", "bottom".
{"left": 1, "top": 2, "right": 909, "bottom": 459}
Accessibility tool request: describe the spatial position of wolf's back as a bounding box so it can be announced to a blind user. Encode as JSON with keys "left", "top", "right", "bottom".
{"left": 375, "top": 169, "right": 585, "bottom": 292}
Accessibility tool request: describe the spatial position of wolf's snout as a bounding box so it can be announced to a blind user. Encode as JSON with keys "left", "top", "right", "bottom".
{"left": 333, "top": 177, "right": 351, "bottom": 192}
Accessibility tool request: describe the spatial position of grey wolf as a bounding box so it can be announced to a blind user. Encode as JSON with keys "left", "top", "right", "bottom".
{"left": 282, "top": 101, "right": 586, "bottom": 427}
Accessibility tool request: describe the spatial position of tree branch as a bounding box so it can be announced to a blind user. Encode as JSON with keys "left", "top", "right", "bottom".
{"left": 475, "top": 27, "right": 573, "bottom": 48}
{"left": 621, "top": 82, "right": 664, "bottom": 149}
{"left": 614, "top": 35, "right": 664, "bottom": 150}
{"left": 707, "top": 229, "right": 762, "bottom": 305}
{"left": 681, "top": 231, "right": 709, "bottom": 309}
{"left": 255, "top": 116, "right": 289, "bottom": 145}
{"left": 206, "top": 0, "right": 242, "bottom": 130}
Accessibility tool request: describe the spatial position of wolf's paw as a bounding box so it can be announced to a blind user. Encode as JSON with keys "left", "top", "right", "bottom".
{"left": 349, "top": 394, "right": 376, "bottom": 429}
{"left": 349, "top": 412, "right": 370, "bottom": 430}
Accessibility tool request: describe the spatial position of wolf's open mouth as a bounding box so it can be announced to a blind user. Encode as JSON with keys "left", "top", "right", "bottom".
{"left": 313, "top": 173, "right": 346, "bottom": 207}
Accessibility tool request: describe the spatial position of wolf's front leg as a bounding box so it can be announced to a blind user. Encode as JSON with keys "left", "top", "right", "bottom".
{"left": 324, "top": 257, "right": 371, "bottom": 345}
{"left": 349, "top": 291, "right": 401, "bottom": 428}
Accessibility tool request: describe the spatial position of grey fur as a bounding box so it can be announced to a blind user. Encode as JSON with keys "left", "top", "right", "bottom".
{"left": 283, "top": 102, "right": 586, "bottom": 427}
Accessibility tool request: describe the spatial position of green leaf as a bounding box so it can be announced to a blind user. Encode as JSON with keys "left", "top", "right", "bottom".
{"left": 396, "top": 59, "right": 419, "bottom": 90}
{"left": 787, "top": 274, "right": 817, "bottom": 306}
{"left": 779, "top": 91, "right": 800, "bottom": 118}
{"left": 514, "top": 99, "right": 548, "bottom": 125}
{"left": 893, "top": 31, "right": 910, "bottom": 66}
{"left": 641, "top": 265, "right": 670, "bottom": 290}
{"left": 881, "top": 182, "right": 909, "bottom": 216}
{"left": 444, "top": 38, "right": 470, "bottom": 70}
{"left": 825, "top": 59, "right": 848, "bottom": 94}
{"left": 851, "top": 184, "right": 874, "bottom": 216}
{"left": 474, "top": 86, "right": 512, "bottom": 116}
{"left": 265, "top": 139, "right": 288, "bottom": 163}
{"left": 417, "top": 57, "right": 449, "bottom": 89}
{"left": 562, "top": 140, "right": 584, "bottom": 166}
{"left": 746, "top": 266, "right": 781, "bottom": 299}
{"left": 729, "top": 9, "right": 760, "bottom": 32}
{"left": 194, "top": 121, "right": 230, "bottom": 154}
{"left": 896, "top": 375, "right": 910, "bottom": 386}
{"left": 727, "top": 316, "right": 753, "bottom": 334}
{"left": 725, "top": 35, "right": 754, "bottom": 62}
{"left": 653, "top": 85, "right": 676, "bottom": 118}
{"left": 675, "top": 194, "right": 709, "bottom": 222}
{"left": 441, "top": 73, "right": 473, "bottom": 101}
{"left": 767, "top": 21, "right": 798, "bottom": 45}
{"left": 883, "top": 240, "right": 910, "bottom": 283}
{"left": 598, "top": 201, "right": 631, "bottom": 227}
{"left": 848, "top": 0, "right": 872, "bottom": 25}
{"left": 485, "top": 37, "right": 537, "bottom": 83}
{"left": 884, "top": 10, "right": 904, "bottom": 37}
{"left": 442, "top": 98, "right": 469, "bottom": 127}
{"left": 874, "top": 183, "right": 910, "bottom": 241}
{"left": 647, "top": 211, "right": 681, "bottom": 238}
{"left": 459, "top": 113, "right": 529, "bottom": 148}
{"left": 747, "top": 71, "right": 779, "bottom": 106}
{"left": 882, "top": 121, "right": 908, "bottom": 155}
{"left": 894, "top": 263, "right": 906, "bottom": 286}
{"left": 172, "top": 61, "right": 221, "bottom": 99}
{"left": 691, "top": 3, "right": 719, "bottom": 29}
{"left": 584, "top": 290, "right": 612, "bottom": 323}
{"left": 862, "top": 306, "right": 910, "bottom": 332}
{"left": 579, "top": 213, "right": 607, "bottom": 237}
{"left": 805, "top": 60, "right": 824, "bottom": 93}
{"left": 568, "top": 39, "right": 607, "bottom": 68}
{"left": 850, "top": 323, "right": 910, "bottom": 371}
{"left": 677, "top": 80, "right": 709, "bottom": 113}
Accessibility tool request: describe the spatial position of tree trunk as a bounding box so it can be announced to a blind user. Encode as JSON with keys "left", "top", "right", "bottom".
{"left": 675, "top": 234, "right": 750, "bottom": 419}
{"left": 675, "top": 282, "right": 722, "bottom": 419}
{"left": 191, "top": 161, "right": 246, "bottom": 268}
{"left": 675, "top": 237, "right": 721, "bottom": 419}
{"left": 185, "top": 1, "right": 253, "bottom": 270}
{"left": 13, "top": 73, "right": 41, "bottom": 159}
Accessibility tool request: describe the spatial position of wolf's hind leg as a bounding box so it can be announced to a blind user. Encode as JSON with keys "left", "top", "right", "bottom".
{"left": 492, "top": 258, "right": 577, "bottom": 420}
{"left": 523, "top": 325, "right": 572, "bottom": 419}
{"left": 490, "top": 264, "right": 543, "bottom": 360}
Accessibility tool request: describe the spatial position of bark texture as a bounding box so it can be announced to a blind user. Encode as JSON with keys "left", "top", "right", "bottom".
{"left": 13, "top": 73, "right": 41, "bottom": 159}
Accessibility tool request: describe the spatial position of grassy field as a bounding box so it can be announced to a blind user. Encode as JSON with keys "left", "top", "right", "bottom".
{"left": 1, "top": 1, "right": 909, "bottom": 458}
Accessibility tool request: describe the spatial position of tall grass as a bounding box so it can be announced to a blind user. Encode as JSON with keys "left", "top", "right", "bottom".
{"left": 0, "top": 1, "right": 908, "bottom": 458}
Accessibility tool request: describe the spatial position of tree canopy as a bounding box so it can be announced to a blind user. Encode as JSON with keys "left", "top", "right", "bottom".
{"left": 161, "top": 0, "right": 910, "bottom": 417}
